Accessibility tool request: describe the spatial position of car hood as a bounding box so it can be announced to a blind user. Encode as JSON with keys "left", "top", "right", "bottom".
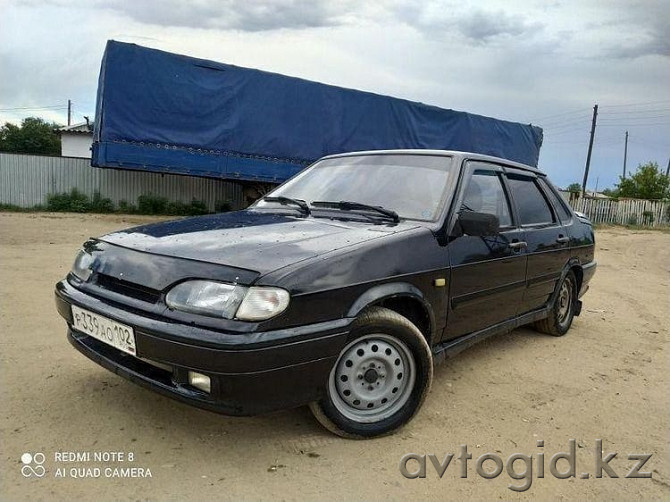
{"left": 99, "top": 210, "right": 420, "bottom": 276}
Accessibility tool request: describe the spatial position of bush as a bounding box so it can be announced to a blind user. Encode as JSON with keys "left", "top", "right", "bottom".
{"left": 642, "top": 211, "right": 654, "bottom": 225}
{"left": 187, "top": 199, "right": 209, "bottom": 215}
{"left": 0, "top": 203, "right": 29, "bottom": 212}
{"left": 47, "top": 188, "right": 91, "bottom": 212}
{"left": 215, "top": 200, "right": 233, "bottom": 213}
{"left": 90, "top": 191, "right": 114, "bottom": 213}
{"left": 137, "top": 194, "right": 209, "bottom": 216}
{"left": 165, "top": 199, "right": 209, "bottom": 216}
{"left": 627, "top": 214, "right": 638, "bottom": 226}
{"left": 137, "top": 193, "right": 169, "bottom": 214}
{"left": 22, "top": 190, "right": 216, "bottom": 216}
{"left": 117, "top": 200, "right": 136, "bottom": 214}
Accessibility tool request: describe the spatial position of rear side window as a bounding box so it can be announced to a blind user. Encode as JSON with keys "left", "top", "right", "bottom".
{"left": 506, "top": 174, "right": 554, "bottom": 225}
{"left": 538, "top": 178, "right": 573, "bottom": 222}
{"left": 461, "top": 170, "right": 512, "bottom": 227}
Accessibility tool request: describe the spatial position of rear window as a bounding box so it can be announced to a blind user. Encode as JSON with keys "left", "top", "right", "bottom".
{"left": 506, "top": 174, "right": 554, "bottom": 225}
{"left": 538, "top": 178, "right": 573, "bottom": 222}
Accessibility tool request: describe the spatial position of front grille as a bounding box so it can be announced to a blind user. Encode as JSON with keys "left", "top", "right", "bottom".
{"left": 94, "top": 274, "right": 161, "bottom": 304}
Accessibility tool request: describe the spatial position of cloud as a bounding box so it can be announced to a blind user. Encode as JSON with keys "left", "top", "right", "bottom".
{"left": 605, "top": 23, "right": 670, "bottom": 59}
{"left": 1, "top": 0, "right": 668, "bottom": 191}
{"left": 392, "top": 2, "right": 545, "bottom": 44}
{"left": 608, "top": 36, "right": 670, "bottom": 59}
{"left": 101, "top": 0, "right": 355, "bottom": 32}
{"left": 587, "top": 1, "right": 670, "bottom": 59}
{"left": 453, "top": 9, "right": 545, "bottom": 43}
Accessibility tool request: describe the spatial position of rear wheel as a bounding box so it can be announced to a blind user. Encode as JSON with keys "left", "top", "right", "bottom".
{"left": 309, "top": 307, "right": 433, "bottom": 438}
{"left": 535, "top": 270, "right": 577, "bottom": 336}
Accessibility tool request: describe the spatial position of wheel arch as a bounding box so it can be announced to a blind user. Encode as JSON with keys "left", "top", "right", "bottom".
{"left": 549, "top": 259, "right": 583, "bottom": 307}
{"left": 347, "top": 283, "right": 436, "bottom": 346}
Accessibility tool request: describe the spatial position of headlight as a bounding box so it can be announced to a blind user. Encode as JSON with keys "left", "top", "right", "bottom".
{"left": 166, "top": 280, "right": 246, "bottom": 318}
{"left": 165, "top": 281, "right": 289, "bottom": 321}
{"left": 71, "top": 249, "right": 94, "bottom": 281}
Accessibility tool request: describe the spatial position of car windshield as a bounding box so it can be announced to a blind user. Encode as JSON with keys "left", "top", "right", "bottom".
{"left": 256, "top": 154, "right": 454, "bottom": 221}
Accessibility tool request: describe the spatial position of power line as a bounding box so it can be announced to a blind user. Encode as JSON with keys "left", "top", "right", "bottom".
{"left": 530, "top": 99, "right": 670, "bottom": 125}
{"left": 598, "top": 122, "right": 670, "bottom": 127}
{"left": 540, "top": 116, "right": 594, "bottom": 129}
{"left": 599, "top": 99, "right": 670, "bottom": 109}
{"left": 543, "top": 128, "right": 587, "bottom": 136}
{"left": 0, "top": 104, "right": 67, "bottom": 112}
{"left": 542, "top": 118, "right": 593, "bottom": 129}
{"left": 628, "top": 138, "right": 670, "bottom": 149}
{"left": 599, "top": 108, "right": 670, "bottom": 116}
{"left": 529, "top": 107, "right": 590, "bottom": 122}
{"left": 599, "top": 113, "right": 670, "bottom": 122}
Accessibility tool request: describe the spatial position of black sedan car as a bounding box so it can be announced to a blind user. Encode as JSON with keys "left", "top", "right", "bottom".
{"left": 55, "top": 150, "right": 596, "bottom": 438}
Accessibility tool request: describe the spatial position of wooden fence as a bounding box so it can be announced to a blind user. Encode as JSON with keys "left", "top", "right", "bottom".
{"left": 568, "top": 196, "right": 669, "bottom": 227}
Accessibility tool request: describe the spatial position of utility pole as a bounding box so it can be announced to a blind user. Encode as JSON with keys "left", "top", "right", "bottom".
{"left": 666, "top": 157, "right": 670, "bottom": 178}
{"left": 67, "top": 99, "right": 72, "bottom": 126}
{"left": 622, "top": 131, "right": 628, "bottom": 178}
{"left": 582, "top": 104, "right": 598, "bottom": 196}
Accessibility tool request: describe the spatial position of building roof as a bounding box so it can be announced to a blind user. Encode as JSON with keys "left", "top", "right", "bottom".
{"left": 59, "top": 122, "right": 93, "bottom": 134}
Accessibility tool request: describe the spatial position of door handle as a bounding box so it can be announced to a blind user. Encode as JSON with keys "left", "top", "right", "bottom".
{"left": 556, "top": 235, "right": 569, "bottom": 244}
{"left": 508, "top": 241, "right": 527, "bottom": 250}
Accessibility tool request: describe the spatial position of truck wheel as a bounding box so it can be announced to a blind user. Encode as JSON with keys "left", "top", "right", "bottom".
{"left": 309, "top": 307, "right": 433, "bottom": 438}
{"left": 534, "top": 270, "right": 577, "bottom": 337}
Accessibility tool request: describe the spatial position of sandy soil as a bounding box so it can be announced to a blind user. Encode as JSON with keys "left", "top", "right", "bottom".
{"left": 1, "top": 212, "right": 668, "bottom": 501}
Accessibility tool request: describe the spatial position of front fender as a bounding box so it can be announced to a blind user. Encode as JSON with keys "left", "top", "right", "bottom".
{"left": 346, "top": 282, "right": 436, "bottom": 343}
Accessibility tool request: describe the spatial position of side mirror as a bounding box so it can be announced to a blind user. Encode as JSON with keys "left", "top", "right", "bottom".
{"left": 457, "top": 211, "right": 500, "bottom": 237}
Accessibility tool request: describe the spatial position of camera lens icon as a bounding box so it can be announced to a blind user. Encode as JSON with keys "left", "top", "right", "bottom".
{"left": 21, "top": 452, "right": 46, "bottom": 478}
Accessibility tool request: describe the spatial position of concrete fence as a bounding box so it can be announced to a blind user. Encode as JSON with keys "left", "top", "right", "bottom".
{"left": 0, "top": 152, "right": 244, "bottom": 210}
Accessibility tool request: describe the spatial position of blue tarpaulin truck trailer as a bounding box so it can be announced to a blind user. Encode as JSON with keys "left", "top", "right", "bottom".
{"left": 92, "top": 41, "right": 543, "bottom": 184}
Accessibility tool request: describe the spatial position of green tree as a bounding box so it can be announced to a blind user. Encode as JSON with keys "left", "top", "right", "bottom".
{"left": 0, "top": 117, "right": 62, "bottom": 156}
{"left": 566, "top": 183, "right": 582, "bottom": 194}
{"left": 616, "top": 161, "right": 670, "bottom": 200}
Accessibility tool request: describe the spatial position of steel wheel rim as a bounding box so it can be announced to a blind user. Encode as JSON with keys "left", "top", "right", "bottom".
{"left": 557, "top": 278, "right": 573, "bottom": 325}
{"left": 329, "top": 334, "right": 416, "bottom": 423}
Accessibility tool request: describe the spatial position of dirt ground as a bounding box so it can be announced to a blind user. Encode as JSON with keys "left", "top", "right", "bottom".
{"left": 1, "top": 212, "right": 668, "bottom": 501}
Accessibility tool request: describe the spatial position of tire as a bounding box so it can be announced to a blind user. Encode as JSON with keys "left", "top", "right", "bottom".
{"left": 309, "top": 307, "right": 433, "bottom": 439}
{"left": 534, "top": 270, "right": 577, "bottom": 337}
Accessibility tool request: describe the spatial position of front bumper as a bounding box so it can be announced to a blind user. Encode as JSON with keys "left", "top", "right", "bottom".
{"left": 56, "top": 280, "right": 350, "bottom": 416}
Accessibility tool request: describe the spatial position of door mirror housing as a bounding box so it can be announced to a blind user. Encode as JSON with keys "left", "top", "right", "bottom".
{"left": 457, "top": 211, "right": 500, "bottom": 237}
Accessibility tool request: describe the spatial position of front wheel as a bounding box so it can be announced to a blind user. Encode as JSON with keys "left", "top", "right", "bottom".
{"left": 309, "top": 307, "right": 433, "bottom": 438}
{"left": 534, "top": 270, "right": 577, "bottom": 336}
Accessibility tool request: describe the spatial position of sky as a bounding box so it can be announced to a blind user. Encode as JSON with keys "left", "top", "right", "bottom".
{"left": 1, "top": 0, "right": 668, "bottom": 190}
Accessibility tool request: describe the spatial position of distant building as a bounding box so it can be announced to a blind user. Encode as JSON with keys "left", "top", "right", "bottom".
{"left": 584, "top": 191, "right": 611, "bottom": 199}
{"left": 59, "top": 121, "right": 93, "bottom": 158}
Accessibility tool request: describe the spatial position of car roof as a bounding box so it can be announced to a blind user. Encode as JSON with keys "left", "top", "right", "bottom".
{"left": 320, "top": 149, "right": 544, "bottom": 175}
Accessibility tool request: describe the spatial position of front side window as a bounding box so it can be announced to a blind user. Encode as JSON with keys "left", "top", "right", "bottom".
{"left": 506, "top": 174, "right": 554, "bottom": 225}
{"left": 461, "top": 170, "right": 512, "bottom": 227}
{"left": 257, "top": 154, "right": 454, "bottom": 221}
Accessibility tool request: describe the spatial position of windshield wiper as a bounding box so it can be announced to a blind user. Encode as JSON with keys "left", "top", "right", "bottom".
{"left": 263, "top": 196, "right": 311, "bottom": 216}
{"left": 311, "top": 201, "right": 400, "bottom": 223}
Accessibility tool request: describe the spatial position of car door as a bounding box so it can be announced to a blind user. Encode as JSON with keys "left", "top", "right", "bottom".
{"left": 444, "top": 161, "right": 528, "bottom": 340}
{"left": 504, "top": 170, "right": 572, "bottom": 314}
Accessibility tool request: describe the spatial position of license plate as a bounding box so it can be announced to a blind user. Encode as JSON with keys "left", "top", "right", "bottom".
{"left": 71, "top": 305, "right": 136, "bottom": 356}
